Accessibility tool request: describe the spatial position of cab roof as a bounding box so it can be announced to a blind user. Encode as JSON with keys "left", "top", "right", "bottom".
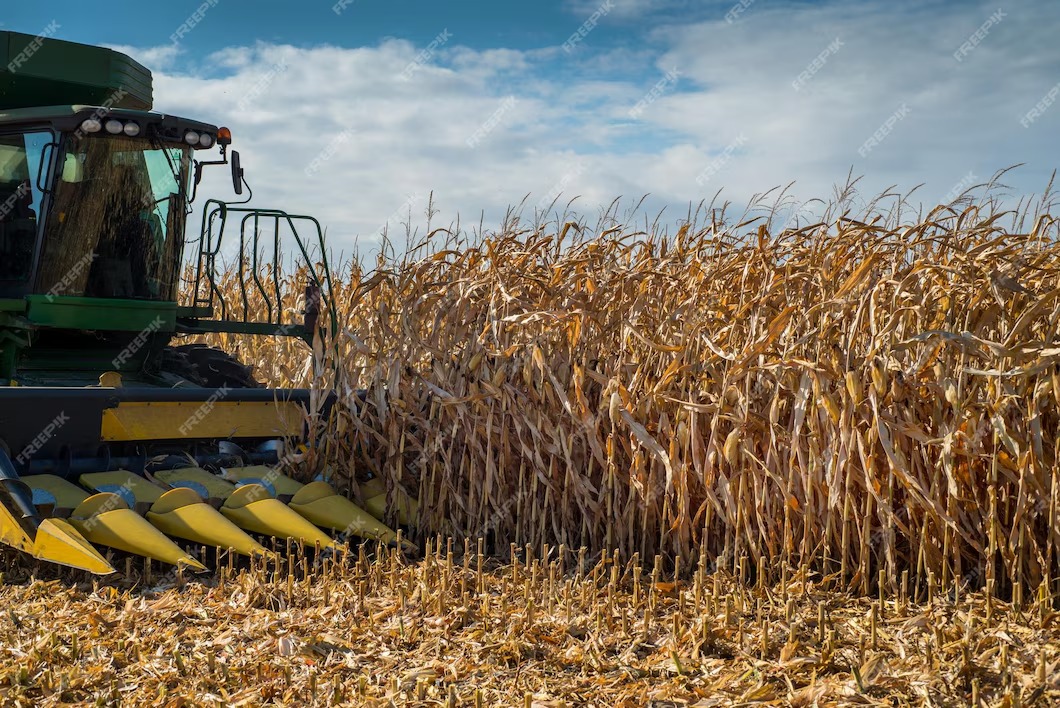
{"left": 0, "top": 105, "right": 220, "bottom": 149}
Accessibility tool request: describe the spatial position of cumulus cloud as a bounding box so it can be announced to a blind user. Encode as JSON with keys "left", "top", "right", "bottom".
{"left": 115, "top": 0, "right": 1059, "bottom": 259}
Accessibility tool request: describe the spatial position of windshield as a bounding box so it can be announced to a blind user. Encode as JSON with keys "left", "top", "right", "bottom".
{"left": 37, "top": 134, "right": 191, "bottom": 300}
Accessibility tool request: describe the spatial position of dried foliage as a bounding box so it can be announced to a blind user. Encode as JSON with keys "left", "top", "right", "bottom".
{"left": 207, "top": 187, "right": 1060, "bottom": 600}
{"left": 5, "top": 184, "right": 1060, "bottom": 704}
{"left": 0, "top": 542, "right": 1057, "bottom": 706}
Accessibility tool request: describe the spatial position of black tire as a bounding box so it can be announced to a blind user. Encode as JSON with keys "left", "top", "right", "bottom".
{"left": 161, "top": 343, "right": 261, "bottom": 389}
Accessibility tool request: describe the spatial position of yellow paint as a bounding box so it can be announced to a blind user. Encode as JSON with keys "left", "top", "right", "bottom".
{"left": 33, "top": 519, "right": 115, "bottom": 575}
{"left": 98, "top": 372, "right": 123, "bottom": 387}
{"left": 289, "top": 481, "right": 401, "bottom": 545}
{"left": 153, "top": 468, "right": 236, "bottom": 500}
{"left": 146, "top": 488, "right": 270, "bottom": 558}
{"left": 0, "top": 500, "right": 34, "bottom": 552}
{"left": 79, "top": 471, "right": 164, "bottom": 504}
{"left": 360, "top": 477, "right": 419, "bottom": 525}
{"left": 70, "top": 493, "right": 207, "bottom": 571}
{"left": 0, "top": 489, "right": 114, "bottom": 574}
{"left": 221, "top": 465, "right": 305, "bottom": 497}
{"left": 24, "top": 474, "right": 90, "bottom": 510}
{"left": 100, "top": 400, "right": 304, "bottom": 442}
{"left": 221, "top": 484, "right": 338, "bottom": 549}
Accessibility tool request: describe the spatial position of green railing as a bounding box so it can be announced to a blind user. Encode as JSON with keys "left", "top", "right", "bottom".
{"left": 181, "top": 199, "right": 337, "bottom": 343}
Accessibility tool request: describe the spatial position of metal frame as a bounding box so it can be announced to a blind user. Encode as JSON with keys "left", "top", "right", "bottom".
{"left": 184, "top": 199, "right": 337, "bottom": 344}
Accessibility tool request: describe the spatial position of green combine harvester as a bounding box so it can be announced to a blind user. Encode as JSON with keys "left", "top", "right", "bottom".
{"left": 0, "top": 31, "right": 415, "bottom": 574}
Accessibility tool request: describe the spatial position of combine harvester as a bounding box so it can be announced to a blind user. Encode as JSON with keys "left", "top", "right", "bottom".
{"left": 0, "top": 31, "right": 415, "bottom": 575}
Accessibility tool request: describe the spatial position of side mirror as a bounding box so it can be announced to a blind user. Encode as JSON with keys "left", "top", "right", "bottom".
{"left": 231, "top": 150, "right": 244, "bottom": 195}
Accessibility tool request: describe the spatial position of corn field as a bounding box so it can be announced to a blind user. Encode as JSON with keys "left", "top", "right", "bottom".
{"left": 3, "top": 188, "right": 1059, "bottom": 706}
{"left": 203, "top": 187, "right": 1060, "bottom": 601}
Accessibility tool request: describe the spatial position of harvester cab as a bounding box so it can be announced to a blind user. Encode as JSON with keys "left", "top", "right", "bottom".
{"left": 0, "top": 31, "right": 414, "bottom": 575}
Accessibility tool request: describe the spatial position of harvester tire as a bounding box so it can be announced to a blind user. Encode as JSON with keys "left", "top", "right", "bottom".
{"left": 162, "top": 344, "right": 262, "bottom": 389}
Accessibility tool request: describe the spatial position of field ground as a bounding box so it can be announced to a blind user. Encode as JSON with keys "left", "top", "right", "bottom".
{"left": 0, "top": 544, "right": 1056, "bottom": 707}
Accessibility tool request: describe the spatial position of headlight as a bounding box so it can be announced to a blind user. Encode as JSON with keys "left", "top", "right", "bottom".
{"left": 199, "top": 133, "right": 214, "bottom": 148}
{"left": 123, "top": 122, "right": 141, "bottom": 137}
{"left": 80, "top": 119, "right": 102, "bottom": 134}
{"left": 184, "top": 131, "right": 200, "bottom": 145}
{"left": 105, "top": 120, "right": 123, "bottom": 134}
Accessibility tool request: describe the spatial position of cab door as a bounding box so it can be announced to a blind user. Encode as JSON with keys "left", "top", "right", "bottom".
{"left": 0, "top": 130, "right": 53, "bottom": 298}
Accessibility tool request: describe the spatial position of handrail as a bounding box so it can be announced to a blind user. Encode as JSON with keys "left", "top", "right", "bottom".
{"left": 183, "top": 199, "right": 337, "bottom": 343}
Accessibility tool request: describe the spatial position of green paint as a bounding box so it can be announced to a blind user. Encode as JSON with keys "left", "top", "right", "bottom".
{"left": 177, "top": 318, "right": 310, "bottom": 340}
{"left": 0, "top": 33, "right": 331, "bottom": 389}
{"left": 25, "top": 296, "right": 176, "bottom": 332}
{"left": 0, "top": 31, "right": 152, "bottom": 111}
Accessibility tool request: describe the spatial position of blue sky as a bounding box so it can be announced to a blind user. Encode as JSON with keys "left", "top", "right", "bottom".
{"left": 7, "top": 1, "right": 706, "bottom": 53}
{"left": 6, "top": 0, "right": 1060, "bottom": 256}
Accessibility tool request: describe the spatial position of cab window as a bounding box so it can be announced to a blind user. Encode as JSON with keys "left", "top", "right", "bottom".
{"left": 0, "top": 132, "right": 50, "bottom": 281}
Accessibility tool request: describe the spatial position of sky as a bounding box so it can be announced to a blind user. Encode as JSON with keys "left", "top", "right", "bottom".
{"left": 5, "top": 0, "right": 1060, "bottom": 259}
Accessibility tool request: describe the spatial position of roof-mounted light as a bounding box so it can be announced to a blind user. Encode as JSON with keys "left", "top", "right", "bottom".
{"left": 199, "top": 133, "right": 214, "bottom": 148}
{"left": 80, "top": 118, "right": 102, "bottom": 134}
{"left": 217, "top": 127, "right": 232, "bottom": 146}
{"left": 123, "top": 122, "right": 141, "bottom": 137}
{"left": 105, "top": 119, "right": 123, "bottom": 135}
{"left": 184, "top": 131, "right": 200, "bottom": 146}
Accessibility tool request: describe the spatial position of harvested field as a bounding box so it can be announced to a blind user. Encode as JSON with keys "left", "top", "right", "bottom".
{"left": 0, "top": 542, "right": 1056, "bottom": 706}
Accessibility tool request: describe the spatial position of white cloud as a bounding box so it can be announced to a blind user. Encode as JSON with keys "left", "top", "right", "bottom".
{"left": 113, "top": 0, "right": 1059, "bottom": 261}
{"left": 564, "top": 0, "right": 696, "bottom": 20}
{"left": 635, "top": 0, "right": 1060, "bottom": 209}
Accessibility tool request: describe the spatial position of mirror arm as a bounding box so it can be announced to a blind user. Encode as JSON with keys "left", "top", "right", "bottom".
{"left": 191, "top": 154, "right": 231, "bottom": 204}
{"left": 229, "top": 177, "right": 253, "bottom": 206}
